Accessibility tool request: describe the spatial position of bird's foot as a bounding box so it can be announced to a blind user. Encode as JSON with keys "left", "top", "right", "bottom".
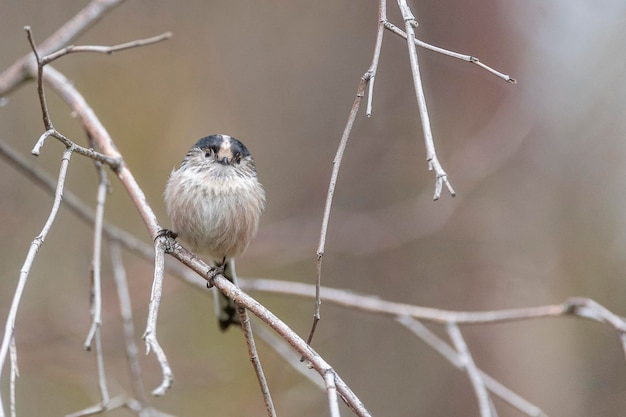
{"left": 206, "top": 264, "right": 224, "bottom": 288}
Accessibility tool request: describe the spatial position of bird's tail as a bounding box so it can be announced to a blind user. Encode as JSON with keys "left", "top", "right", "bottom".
{"left": 213, "top": 258, "right": 241, "bottom": 331}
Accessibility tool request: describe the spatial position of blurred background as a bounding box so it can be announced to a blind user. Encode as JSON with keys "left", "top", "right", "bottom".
{"left": 1, "top": 0, "right": 625, "bottom": 415}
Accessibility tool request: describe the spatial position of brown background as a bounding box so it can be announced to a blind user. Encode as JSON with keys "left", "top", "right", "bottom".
{"left": 1, "top": 0, "right": 625, "bottom": 416}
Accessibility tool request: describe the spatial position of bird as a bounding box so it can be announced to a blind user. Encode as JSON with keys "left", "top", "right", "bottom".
{"left": 164, "top": 134, "right": 265, "bottom": 330}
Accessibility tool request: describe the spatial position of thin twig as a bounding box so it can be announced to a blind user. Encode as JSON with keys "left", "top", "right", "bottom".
{"left": 365, "top": 0, "right": 387, "bottom": 117}
{"left": 382, "top": 22, "right": 516, "bottom": 83}
{"left": 84, "top": 159, "right": 108, "bottom": 349}
{"left": 241, "top": 279, "right": 626, "bottom": 338}
{"left": 9, "top": 339, "right": 17, "bottom": 417}
{"left": 447, "top": 323, "right": 495, "bottom": 417}
{"left": 0, "top": 0, "right": 125, "bottom": 96}
{"left": 310, "top": 0, "right": 390, "bottom": 350}
{"left": 65, "top": 395, "right": 127, "bottom": 417}
{"left": 168, "top": 241, "right": 372, "bottom": 417}
{"left": 32, "top": 129, "right": 121, "bottom": 167}
{"left": 109, "top": 241, "right": 151, "bottom": 412}
{"left": 25, "top": 27, "right": 53, "bottom": 131}
{"left": 324, "top": 371, "right": 341, "bottom": 417}
{"left": 0, "top": 147, "right": 74, "bottom": 417}
{"left": 95, "top": 328, "right": 112, "bottom": 408}
{"left": 252, "top": 324, "right": 326, "bottom": 390}
{"left": 42, "top": 32, "right": 173, "bottom": 65}
{"left": 396, "top": 316, "right": 548, "bottom": 417}
{"left": 396, "top": 0, "right": 455, "bottom": 200}
{"left": 238, "top": 307, "right": 277, "bottom": 417}
{"left": 143, "top": 235, "right": 174, "bottom": 396}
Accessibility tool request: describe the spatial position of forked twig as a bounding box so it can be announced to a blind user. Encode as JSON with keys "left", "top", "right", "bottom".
{"left": 396, "top": 0, "right": 455, "bottom": 200}
{"left": 397, "top": 316, "right": 548, "bottom": 417}
{"left": 143, "top": 236, "right": 174, "bottom": 396}
{"left": 447, "top": 323, "right": 495, "bottom": 417}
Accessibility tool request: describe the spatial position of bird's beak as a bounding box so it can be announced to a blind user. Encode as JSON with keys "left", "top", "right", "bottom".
{"left": 218, "top": 156, "right": 230, "bottom": 165}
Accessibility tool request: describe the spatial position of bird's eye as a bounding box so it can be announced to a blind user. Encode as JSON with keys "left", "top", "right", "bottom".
{"left": 233, "top": 151, "right": 242, "bottom": 163}
{"left": 204, "top": 148, "right": 214, "bottom": 158}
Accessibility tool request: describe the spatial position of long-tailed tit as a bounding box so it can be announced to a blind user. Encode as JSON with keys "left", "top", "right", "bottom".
{"left": 164, "top": 134, "right": 265, "bottom": 330}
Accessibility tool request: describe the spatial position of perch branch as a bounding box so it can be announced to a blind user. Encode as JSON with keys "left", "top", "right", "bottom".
{"left": 162, "top": 236, "right": 372, "bottom": 417}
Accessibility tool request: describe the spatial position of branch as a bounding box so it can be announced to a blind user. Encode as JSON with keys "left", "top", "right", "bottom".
{"left": 0, "top": 0, "right": 125, "bottom": 96}
{"left": 165, "top": 237, "right": 372, "bottom": 417}
{"left": 382, "top": 22, "right": 516, "bottom": 83}
{"left": 310, "top": 0, "right": 389, "bottom": 347}
{"left": 242, "top": 279, "right": 626, "bottom": 336}
{"left": 396, "top": 316, "right": 548, "bottom": 417}
{"left": 447, "top": 323, "right": 495, "bottom": 417}
{"left": 0, "top": 147, "right": 74, "bottom": 417}
{"left": 396, "top": 0, "right": 455, "bottom": 200}
{"left": 238, "top": 308, "right": 277, "bottom": 417}
{"left": 109, "top": 242, "right": 151, "bottom": 412}
{"left": 142, "top": 235, "right": 174, "bottom": 396}
{"left": 324, "top": 371, "right": 341, "bottom": 417}
{"left": 41, "top": 32, "right": 172, "bottom": 65}
{"left": 84, "top": 157, "right": 109, "bottom": 350}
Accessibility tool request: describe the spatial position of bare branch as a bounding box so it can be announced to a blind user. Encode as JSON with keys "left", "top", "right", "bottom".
{"left": 396, "top": 0, "right": 455, "bottom": 200}
{"left": 164, "top": 236, "right": 372, "bottom": 416}
{"left": 310, "top": 21, "right": 381, "bottom": 349}
{"left": 324, "top": 371, "right": 341, "bottom": 417}
{"left": 252, "top": 324, "right": 326, "bottom": 390}
{"left": 365, "top": 0, "right": 387, "bottom": 117}
{"left": 382, "top": 22, "right": 516, "bottom": 83}
{"left": 447, "top": 323, "right": 495, "bottom": 417}
{"left": 0, "top": 0, "right": 125, "bottom": 96}
{"left": 143, "top": 235, "right": 174, "bottom": 396}
{"left": 396, "top": 316, "right": 548, "bottom": 417}
{"left": 0, "top": 147, "right": 74, "bottom": 417}
{"left": 0, "top": 139, "right": 147, "bottom": 258}
{"left": 241, "top": 278, "right": 626, "bottom": 337}
{"left": 84, "top": 158, "right": 109, "bottom": 350}
{"left": 9, "top": 339, "right": 17, "bottom": 417}
{"left": 109, "top": 241, "right": 151, "bottom": 412}
{"left": 238, "top": 308, "right": 277, "bottom": 417}
{"left": 42, "top": 32, "right": 173, "bottom": 65}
